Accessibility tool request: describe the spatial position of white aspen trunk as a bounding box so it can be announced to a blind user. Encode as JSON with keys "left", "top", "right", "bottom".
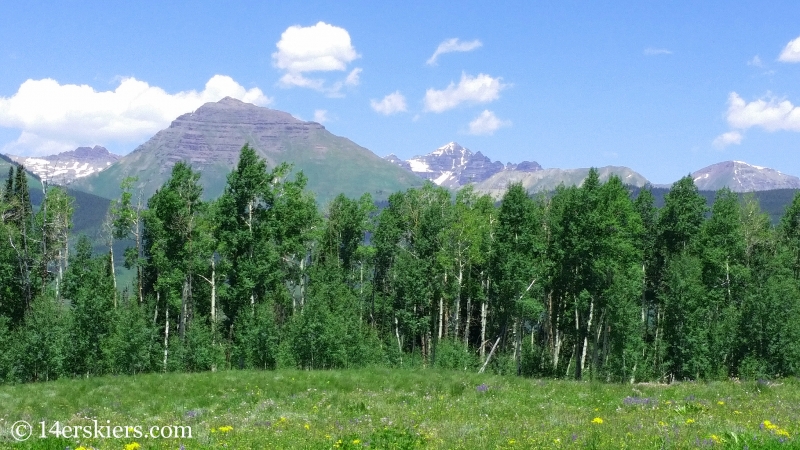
{"left": 179, "top": 278, "right": 188, "bottom": 340}
{"left": 438, "top": 295, "right": 444, "bottom": 341}
{"left": 210, "top": 259, "right": 216, "bottom": 327}
{"left": 553, "top": 308, "right": 562, "bottom": 369}
{"left": 580, "top": 297, "right": 594, "bottom": 375}
{"left": 642, "top": 263, "right": 646, "bottom": 323}
{"left": 56, "top": 248, "right": 63, "bottom": 301}
{"left": 653, "top": 306, "right": 662, "bottom": 371}
{"left": 726, "top": 259, "right": 731, "bottom": 302}
{"left": 110, "top": 247, "right": 117, "bottom": 309}
{"left": 299, "top": 257, "right": 306, "bottom": 311}
{"left": 515, "top": 316, "right": 522, "bottom": 376}
{"left": 454, "top": 264, "right": 463, "bottom": 340}
{"left": 359, "top": 262, "right": 364, "bottom": 325}
{"left": 480, "top": 301, "right": 488, "bottom": 360}
{"left": 463, "top": 295, "right": 471, "bottom": 347}
{"left": 479, "top": 333, "right": 502, "bottom": 373}
{"left": 163, "top": 304, "right": 169, "bottom": 372}
{"left": 395, "top": 316, "right": 402, "bottom": 354}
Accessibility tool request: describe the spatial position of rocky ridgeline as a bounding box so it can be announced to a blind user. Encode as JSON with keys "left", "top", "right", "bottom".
{"left": 6, "top": 146, "right": 120, "bottom": 184}
{"left": 385, "top": 142, "right": 542, "bottom": 188}
{"left": 153, "top": 97, "right": 327, "bottom": 170}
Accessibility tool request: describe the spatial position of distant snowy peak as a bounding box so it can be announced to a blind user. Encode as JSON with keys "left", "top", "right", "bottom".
{"left": 385, "top": 142, "right": 541, "bottom": 188}
{"left": 6, "top": 146, "right": 120, "bottom": 185}
{"left": 691, "top": 160, "right": 800, "bottom": 192}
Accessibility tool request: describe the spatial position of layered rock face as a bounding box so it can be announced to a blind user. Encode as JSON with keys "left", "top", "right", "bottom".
{"left": 691, "top": 160, "right": 800, "bottom": 192}
{"left": 141, "top": 96, "right": 327, "bottom": 171}
{"left": 385, "top": 142, "right": 542, "bottom": 188}
{"left": 6, "top": 146, "right": 120, "bottom": 184}
{"left": 68, "top": 97, "right": 423, "bottom": 203}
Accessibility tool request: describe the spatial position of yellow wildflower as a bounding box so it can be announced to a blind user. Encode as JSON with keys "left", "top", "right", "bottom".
{"left": 218, "top": 426, "right": 233, "bottom": 433}
{"left": 763, "top": 420, "right": 778, "bottom": 431}
{"left": 279, "top": 416, "right": 287, "bottom": 423}
{"left": 508, "top": 438, "right": 516, "bottom": 445}
{"left": 591, "top": 417, "right": 603, "bottom": 424}
{"left": 686, "top": 418, "right": 695, "bottom": 424}
{"left": 734, "top": 410, "right": 741, "bottom": 414}
{"left": 717, "top": 401, "right": 725, "bottom": 405}
{"left": 710, "top": 434, "right": 722, "bottom": 444}
{"left": 352, "top": 439, "right": 361, "bottom": 444}
{"left": 658, "top": 421, "right": 668, "bottom": 426}
{"left": 76, "top": 447, "right": 87, "bottom": 450}
{"left": 776, "top": 429, "right": 791, "bottom": 438}
{"left": 304, "top": 423, "right": 310, "bottom": 430}
{"left": 125, "top": 443, "right": 141, "bottom": 450}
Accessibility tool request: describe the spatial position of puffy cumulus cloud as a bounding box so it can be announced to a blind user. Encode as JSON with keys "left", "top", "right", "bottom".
{"left": 712, "top": 131, "right": 743, "bottom": 149}
{"left": 426, "top": 38, "right": 482, "bottom": 65}
{"left": 0, "top": 75, "right": 271, "bottom": 156}
{"left": 712, "top": 92, "right": 800, "bottom": 149}
{"left": 272, "top": 22, "right": 362, "bottom": 96}
{"left": 424, "top": 73, "right": 507, "bottom": 113}
{"left": 644, "top": 47, "right": 673, "bottom": 56}
{"left": 467, "top": 110, "right": 511, "bottom": 135}
{"left": 725, "top": 92, "right": 800, "bottom": 132}
{"left": 779, "top": 35, "right": 800, "bottom": 62}
{"left": 370, "top": 91, "right": 407, "bottom": 115}
{"left": 313, "top": 109, "right": 329, "bottom": 123}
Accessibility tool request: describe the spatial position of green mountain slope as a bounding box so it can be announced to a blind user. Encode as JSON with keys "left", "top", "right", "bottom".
{"left": 69, "top": 97, "right": 423, "bottom": 205}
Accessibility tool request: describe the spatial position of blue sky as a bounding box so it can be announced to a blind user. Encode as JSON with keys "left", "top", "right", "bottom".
{"left": 1, "top": 0, "right": 799, "bottom": 184}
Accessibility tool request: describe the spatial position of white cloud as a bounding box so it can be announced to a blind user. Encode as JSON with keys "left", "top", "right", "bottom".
{"left": 644, "top": 48, "right": 673, "bottom": 56}
{"left": 313, "top": 109, "right": 329, "bottom": 123}
{"left": 725, "top": 92, "right": 800, "bottom": 132}
{"left": 426, "top": 38, "right": 483, "bottom": 65}
{"left": 370, "top": 92, "right": 407, "bottom": 115}
{"left": 273, "top": 22, "right": 359, "bottom": 73}
{"left": 712, "top": 131, "right": 743, "bottom": 149}
{"left": 423, "top": 73, "right": 507, "bottom": 113}
{"left": 747, "top": 55, "right": 763, "bottom": 67}
{"left": 345, "top": 68, "right": 362, "bottom": 86}
{"left": 779, "top": 35, "right": 800, "bottom": 62}
{"left": 0, "top": 75, "right": 271, "bottom": 156}
{"left": 272, "top": 22, "right": 361, "bottom": 97}
{"left": 467, "top": 110, "right": 511, "bottom": 135}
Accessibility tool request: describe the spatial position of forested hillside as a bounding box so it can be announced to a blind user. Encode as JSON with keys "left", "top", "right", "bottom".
{"left": 2, "top": 145, "right": 800, "bottom": 384}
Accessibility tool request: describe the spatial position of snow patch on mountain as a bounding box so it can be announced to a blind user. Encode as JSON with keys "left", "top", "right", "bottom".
{"left": 384, "top": 142, "right": 542, "bottom": 188}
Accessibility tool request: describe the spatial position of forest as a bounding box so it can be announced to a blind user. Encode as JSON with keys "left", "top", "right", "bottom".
{"left": 1, "top": 144, "right": 800, "bottom": 385}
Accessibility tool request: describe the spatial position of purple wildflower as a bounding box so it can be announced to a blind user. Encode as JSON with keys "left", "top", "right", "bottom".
{"left": 476, "top": 383, "right": 489, "bottom": 393}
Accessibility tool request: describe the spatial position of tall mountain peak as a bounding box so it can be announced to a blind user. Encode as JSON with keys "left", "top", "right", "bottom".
{"left": 69, "top": 99, "right": 421, "bottom": 203}
{"left": 691, "top": 160, "right": 800, "bottom": 192}
{"left": 385, "top": 142, "right": 541, "bottom": 188}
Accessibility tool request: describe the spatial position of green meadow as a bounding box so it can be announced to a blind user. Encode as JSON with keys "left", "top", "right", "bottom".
{"left": 1, "top": 369, "right": 798, "bottom": 449}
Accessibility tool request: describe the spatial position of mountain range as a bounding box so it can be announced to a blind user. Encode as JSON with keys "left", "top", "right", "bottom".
{"left": 384, "top": 142, "right": 543, "bottom": 189}
{"left": 2, "top": 98, "right": 799, "bottom": 207}
{"left": 6, "top": 146, "right": 120, "bottom": 185}
{"left": 67, "top": 97, "right": 422, "bottom": 204}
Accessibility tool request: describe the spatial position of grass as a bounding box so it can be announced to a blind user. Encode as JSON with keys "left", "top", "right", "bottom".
{"left": 0, "top": 368, "right": 798, "bottom": 449}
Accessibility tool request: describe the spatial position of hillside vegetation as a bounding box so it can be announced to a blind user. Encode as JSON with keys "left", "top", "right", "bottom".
{"left": 2, "top": 145, "right": 800, "bottom": 390}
